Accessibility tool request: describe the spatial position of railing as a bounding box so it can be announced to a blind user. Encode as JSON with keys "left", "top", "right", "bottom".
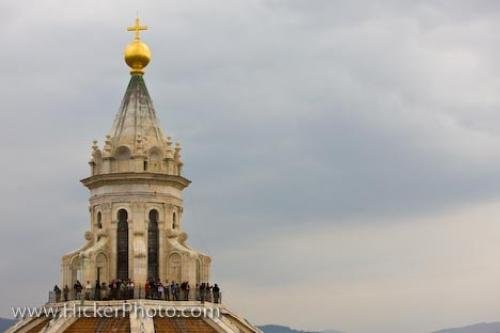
{"left": 49, "top": 287, "right": 222, "bottom": 304}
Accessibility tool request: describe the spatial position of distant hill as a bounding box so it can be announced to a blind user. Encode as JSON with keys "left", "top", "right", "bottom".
{"left": 257, "top": 322, "right": 500, "bottom": 333}
{"left": 433, "top": 322, "right": 500, "bottom": 333}
{"left": 258, "top": 325, "right": 343, "bottom": 333}
{"left": 0, "top": 318, "right": 15, "bottom": 333}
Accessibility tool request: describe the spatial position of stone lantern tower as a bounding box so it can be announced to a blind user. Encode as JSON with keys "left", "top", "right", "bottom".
{"left": 60, "top": 17, "right": 211, "bottom": 290}
{"left": 7, "top": 18, "right": 261, "bottom": 333}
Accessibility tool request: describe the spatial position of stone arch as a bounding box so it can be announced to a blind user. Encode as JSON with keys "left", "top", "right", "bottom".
{"left": 70, "top": 256, "right": 82, "bottom": 286}
{"left": 114, "top": 146, "right": 131, "bottom": 172}
{"left": 146, "top": 206, "right": 162, "bottom": 219}
{"left": 148, "top": 146, "right": 162, "bottom": 157}
{"left": 114, "top": 146, "right": 131, "bottom": 159}
{"left": 113, "top": 206, "right": 131, "bottom": 220}
{"left": 116, "top": 209, "right": 129, "bottom": 280}
{"left": 148, "top": 147, "right": 162, "bottom": 172}
{"left": 168, "top": 253, "right": 182, "bottom": 282}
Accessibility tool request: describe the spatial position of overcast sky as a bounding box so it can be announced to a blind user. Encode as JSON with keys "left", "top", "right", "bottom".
{"left": 2, "top": 1, "right": 500, "bottom": 333}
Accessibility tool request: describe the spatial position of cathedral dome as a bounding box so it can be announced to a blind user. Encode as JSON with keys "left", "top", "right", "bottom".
{"left": 124, "top": 40, "right": 151, "bottom": 74}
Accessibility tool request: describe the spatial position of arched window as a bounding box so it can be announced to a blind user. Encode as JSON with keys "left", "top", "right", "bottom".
{"left": 148, "top": 209, "right": 160, "bottom": 281}
{"left": 115, "top": 146, "right": 131, "bottom": 160}
{"left": 148, "top": 147, "right": 162, "bottom": 172}
{"left": 172, "top": 212, "right": 177, "bottom": 229}
{"left": 97, "top": 212, "right": 103, "bottom": 229}
{"left": 114, "top": 146, "right": 131, "bottom": 172}
{"left": 116, "top": 209, "right": 129, "bottom": 280}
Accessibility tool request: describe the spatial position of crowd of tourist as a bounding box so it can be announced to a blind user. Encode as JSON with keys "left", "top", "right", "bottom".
{"left": 52, "top": 280, "right": 221, "bottom": 304}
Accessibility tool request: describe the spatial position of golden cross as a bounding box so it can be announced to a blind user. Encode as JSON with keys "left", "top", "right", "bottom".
{"left": 127, "top": 17, "right": 148, "bottom": 41}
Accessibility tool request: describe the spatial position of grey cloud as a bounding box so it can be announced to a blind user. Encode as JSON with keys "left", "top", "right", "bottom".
{"left": 1, "top": 1, "right": 500, "bottom": 333}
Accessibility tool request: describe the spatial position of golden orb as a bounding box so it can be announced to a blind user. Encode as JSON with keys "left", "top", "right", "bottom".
{"left": 125, "top": 17, "right": 151, "bottom": 74}
{"left": 124, "top": 40, "right": 151, "bottom": 74}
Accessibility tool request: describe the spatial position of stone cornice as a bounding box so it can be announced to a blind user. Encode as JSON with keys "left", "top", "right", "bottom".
{"left": 81, "top": 172, "right": 191, "bottom": 190}
{"left": 88, "top": 193, "right": 183, "bottom": 207}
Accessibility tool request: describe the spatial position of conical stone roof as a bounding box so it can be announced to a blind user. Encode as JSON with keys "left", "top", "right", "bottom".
{"left": 108, "top": 74, "right": 167, "bottom": 152}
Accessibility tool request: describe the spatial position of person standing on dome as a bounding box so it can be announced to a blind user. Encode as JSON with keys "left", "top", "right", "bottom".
{"left": 127, "top": 280, "right": 135, "bottom": 299}
{"left": 100, "top": 282, "right": 108, "bottom": 300}
{"left": 185, "top": 282, "right": 190, "bottom": 301}
{"left": 84, "top": 281, "right": 92, "bottom": 300}
{"left": 213, "top": 284, "right": 220, "bottom": 304}
{"left": 53, "top": 285, "right": 61, "bottom": 303}
{"left": 63, "top": 285, "right": 69, "bottom": 302}
{"left": 158, "top": 282, "right": 164, "bottom": 300}
{"left": 73, "top": 280, "right": 82, "bottom": 300}
{"left": 94, "top": 280, "right": 101, "bottom": 300}
{"left": 164, "top": 281, "right": 171, "bottom": 301}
